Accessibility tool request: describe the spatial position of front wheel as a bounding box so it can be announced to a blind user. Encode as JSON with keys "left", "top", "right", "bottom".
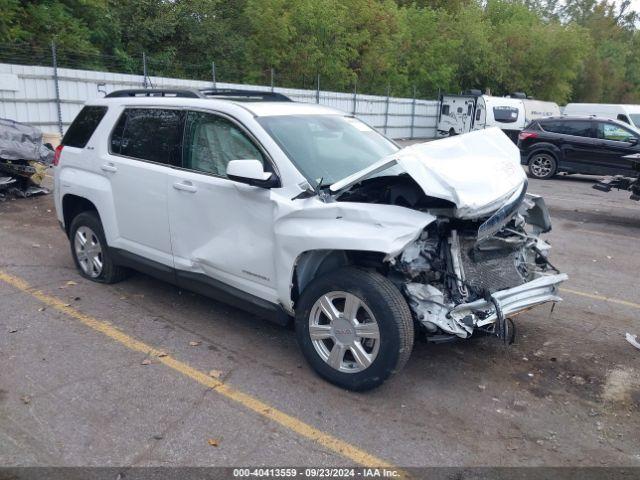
{"left": 295, "top": 267, "right": 414, "bottom": 391}
{"left": 528, "top": 152, "right": 557, "bottom": 179}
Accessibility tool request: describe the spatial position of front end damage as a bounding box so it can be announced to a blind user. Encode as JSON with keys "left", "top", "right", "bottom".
{"left": 392, "top": 192, "right": 567, "bottom": 342}
{"left": 329, "top": 129, "right": 567, "bottom": 343}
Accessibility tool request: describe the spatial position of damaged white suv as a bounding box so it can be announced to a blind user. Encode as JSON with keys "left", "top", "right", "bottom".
{"left": 54, "top": 89, "right": 567, "bottom": 390}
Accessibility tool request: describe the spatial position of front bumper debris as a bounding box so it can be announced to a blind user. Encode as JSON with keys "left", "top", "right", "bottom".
{"left": 449, "top": 273, "right": 568, "bottom": 330}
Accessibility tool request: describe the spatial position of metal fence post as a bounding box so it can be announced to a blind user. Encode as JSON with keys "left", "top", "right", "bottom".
{"left": 142, "top": 52, "right": 148, "bottom": 88}
{"left": 51, "top": 41, "right": 63, "bottom": 136}
{"left": 410, "top": 85, "right": 417, "bottom": 139}
{"left": 352, "top": 79, "right": 357, "bottom": 116}
{"left": 270, "top": 68, "right": 275, "bottom": 92}
{"left": 211, "top": 62, "right": 216, "bottom": 89}
{"left": 316, "top": 74, "right": 320, "bottom": 104}
{"left": 383, "top": 85, "right": 390, "bottom": 135}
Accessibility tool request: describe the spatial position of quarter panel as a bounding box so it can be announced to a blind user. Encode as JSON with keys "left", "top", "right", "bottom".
{"left": 58, "top": 166, "right": 117, "bottom": 242}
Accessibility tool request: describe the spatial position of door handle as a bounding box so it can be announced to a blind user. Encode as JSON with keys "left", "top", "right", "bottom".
{"left": 173, "top": 181, "right": 197, "bottom": 193}
{"left": 101, "top": 163, "right": 117, "bottom": 173}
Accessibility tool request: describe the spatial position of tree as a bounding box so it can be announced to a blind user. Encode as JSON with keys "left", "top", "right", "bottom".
{"left": 564, "top": 1, "right": 640, "bottom": 102}
{"left": 1, "top": 0, "right": 639, "bottom": 102}
{"left": 483, "top": 0, "right": 588, "bottom": 102}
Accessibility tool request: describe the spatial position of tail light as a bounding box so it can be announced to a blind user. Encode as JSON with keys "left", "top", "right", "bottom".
{"left": 53, "top": 144, "right": 64, "bottom": 166}
{"left": 518, "top": 131, "right": 538, "bottom": 141}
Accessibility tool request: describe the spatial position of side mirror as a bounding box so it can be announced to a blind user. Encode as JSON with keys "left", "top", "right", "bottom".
{"left": 629, "top": 137, "right": 639, "bottom": 146}
{"left": 226, "top": 159, "right": 279, "bottom": 188}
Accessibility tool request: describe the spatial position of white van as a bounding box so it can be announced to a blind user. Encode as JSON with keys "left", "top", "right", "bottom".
{"left": 438, "top": 93, "right": 559, "bottom": 142}
{"left": 563, "top": 103, "right": 640, "bottom": 129}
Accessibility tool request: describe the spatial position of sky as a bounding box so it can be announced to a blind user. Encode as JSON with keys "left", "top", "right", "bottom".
{"left": 614, "top": 0, "right": 640, "bottom": 13}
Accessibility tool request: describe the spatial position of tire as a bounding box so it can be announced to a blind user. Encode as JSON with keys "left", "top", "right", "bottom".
{"left": 528, "top": 152, "right": 557, "bottom": 179}
{"left": 449, "top": 128, "right": 457, "bottom": 137}
{"left": 69, "top": 211, "right": 129, "bottom": 284}
{"left": 295, "top": 267, "right": 414, "bottom": 391}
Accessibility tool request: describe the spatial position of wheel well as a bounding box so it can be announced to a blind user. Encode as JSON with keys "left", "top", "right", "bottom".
{"left": 527, "top": 148, "right": 558, "bottom": 164}
{"left": 291, "top": 250, "right": 386, "bottom": 306}
{"left": 62, "top": 194, "right": 99, "bottom": 236}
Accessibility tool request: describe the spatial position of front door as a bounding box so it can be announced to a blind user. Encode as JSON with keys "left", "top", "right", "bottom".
{"left": 591, "top": 121, "right": 640, "bottom": 175}
{"left": 167, "top": 110, "right": 279, "bottom": 304}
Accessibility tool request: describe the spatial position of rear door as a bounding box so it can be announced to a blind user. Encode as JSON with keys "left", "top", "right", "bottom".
{"left": 591, "top": 121, "right": 640, "bottom": 175}
{"left": 462, "top": 99, "right": 475, "bottom": 133}
{"left": 472, "top": 98, "right": 485, "bottom": 131}
{"left": 540, "top": 120, "right": 596, "bottom": 172}
{"left": 103, "top": 107, "right": 185, "bottom": 268}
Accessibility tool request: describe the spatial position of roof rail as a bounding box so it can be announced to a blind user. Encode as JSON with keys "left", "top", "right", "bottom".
{"left": 198, "top": 89, "right": 291, "bottom": 102}
{"left": 105, "top": 88, "right": 292, "bottom": 102}
{"left": 105, "top": 89, "right": 202, "bottom": 98}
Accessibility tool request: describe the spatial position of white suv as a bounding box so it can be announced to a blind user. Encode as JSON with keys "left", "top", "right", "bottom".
{"left": 54, "top": 88, "right": 567, "bottom": 390}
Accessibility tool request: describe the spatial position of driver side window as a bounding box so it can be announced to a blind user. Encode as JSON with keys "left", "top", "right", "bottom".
{"left": 183, "top": 111, "right": 265, "bottom": 177}
{"left": 597, "top": 122, "right": 636, "bottom": 142}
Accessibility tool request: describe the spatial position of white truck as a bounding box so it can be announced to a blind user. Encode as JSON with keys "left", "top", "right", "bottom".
{"left": 437, "top": 92, "right": 560, "bottom": 142}
{"left": 563, "top": 103, "right": 640, "bottom": 129}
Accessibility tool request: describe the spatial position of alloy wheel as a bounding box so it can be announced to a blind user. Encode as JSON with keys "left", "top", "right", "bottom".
{"left": 308, "top": 291, "right": 380, "bottom": 373}
{"left": 74, "top": 226, "right": 103, "bottom": 278}
{"left": 530, "top": 154, "right": 554, "bottom": 177}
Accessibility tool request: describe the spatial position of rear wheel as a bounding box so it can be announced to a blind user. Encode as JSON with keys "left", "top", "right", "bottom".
{"left": 69, "top": 211, "right": 129, "bottom": 283}
{"left": 295, "top": 267, "right": 414, "bottom": 391}
{"left": 528, "top": 152, "right": 557, "bottom": 179}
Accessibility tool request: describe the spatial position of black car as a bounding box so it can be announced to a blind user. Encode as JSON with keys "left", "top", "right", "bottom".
{"left": 518, "top": 116, "right": 640, "bottom": 179}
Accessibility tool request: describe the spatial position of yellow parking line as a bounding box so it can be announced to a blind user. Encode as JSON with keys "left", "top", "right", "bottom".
{"left": 0, "top": 270, "right": 396, "bottom": 470}
{"left": 560, "top": 287, "right": 640, "bottom": 310}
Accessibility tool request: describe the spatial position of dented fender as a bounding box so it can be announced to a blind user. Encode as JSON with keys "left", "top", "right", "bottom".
{"left": 273, "top": 197, "right": 436, "bottom": 312}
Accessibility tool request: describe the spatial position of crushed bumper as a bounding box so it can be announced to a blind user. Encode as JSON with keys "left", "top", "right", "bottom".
{"left": 449, "top": 273, "right": 568, "bottom": 329}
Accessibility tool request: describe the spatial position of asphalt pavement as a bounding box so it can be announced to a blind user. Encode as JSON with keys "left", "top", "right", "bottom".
{"left": 1, "top": 167, "right": 639, "bottom": 469}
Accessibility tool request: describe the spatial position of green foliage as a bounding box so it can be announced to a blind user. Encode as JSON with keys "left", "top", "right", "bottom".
{"left": 1, "top": 0, "right": 639, "bottom": 102}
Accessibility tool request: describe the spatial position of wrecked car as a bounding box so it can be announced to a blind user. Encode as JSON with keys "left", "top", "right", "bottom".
{"left": 593, "top": 154, "right": 640, "bottom": 201}
{"left": 54, "top": 89, "right": 567, "bottom": 391}
{"left": 0, "top": 118, "right": 53, "bottom": 200}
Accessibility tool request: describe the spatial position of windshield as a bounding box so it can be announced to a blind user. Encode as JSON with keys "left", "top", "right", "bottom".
{"left": 257, "top": 114, "right": 398, "bottom": 186}
{"left": 629, "top": 114, "right": 640, "bottom": 128}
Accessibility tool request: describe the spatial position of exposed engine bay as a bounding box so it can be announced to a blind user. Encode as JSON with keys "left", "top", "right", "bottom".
{"left": 337, "top": 174, "right": 567, "bottom": 342}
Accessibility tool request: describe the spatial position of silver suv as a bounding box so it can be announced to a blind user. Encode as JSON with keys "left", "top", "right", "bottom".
{"left": 54, "top": 89, "right": 567, "bottom": 390}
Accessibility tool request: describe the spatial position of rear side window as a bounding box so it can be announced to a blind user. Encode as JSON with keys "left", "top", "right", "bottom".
{"left": 493, "top": 107, "right": 519, "bottom": 123}
{"left": 62, "top": 106, "right": 107, "bottom": 148}
{"left": 110, "top": 108, "right": 185, "bottom": 166}
{"left": 441, "top": 105, "right": 450, "bottom": 115}
{"left": 542, "top": 120, "right": 592, "bottom": 137}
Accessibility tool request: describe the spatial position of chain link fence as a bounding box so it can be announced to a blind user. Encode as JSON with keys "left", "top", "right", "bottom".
{"left": 0, "top": 42, "right": 439, "bottom": 139}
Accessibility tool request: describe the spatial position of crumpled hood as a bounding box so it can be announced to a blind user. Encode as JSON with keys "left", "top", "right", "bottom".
{"left": 331, "top": 127, "right": 526, "bottom": 217}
